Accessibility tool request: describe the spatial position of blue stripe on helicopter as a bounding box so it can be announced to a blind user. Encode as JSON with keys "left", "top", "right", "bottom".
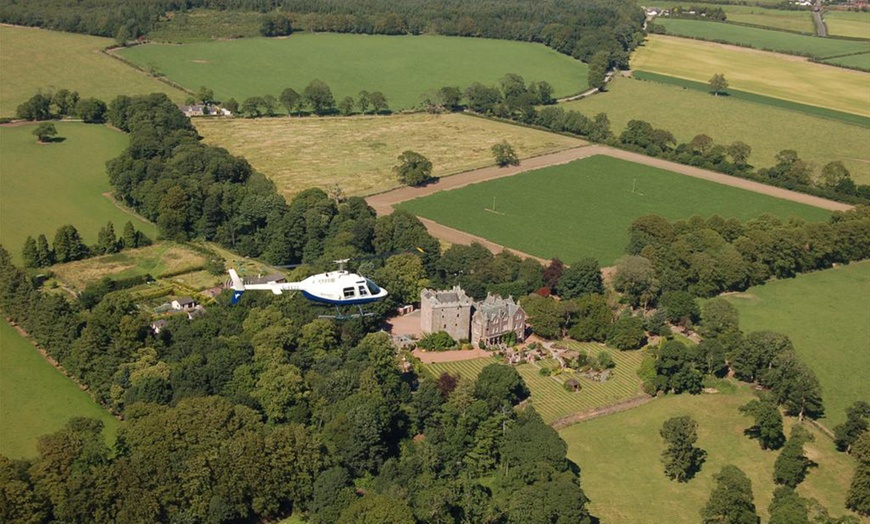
{"left": 302, "top": 290, "right": 382, "bottom": 306}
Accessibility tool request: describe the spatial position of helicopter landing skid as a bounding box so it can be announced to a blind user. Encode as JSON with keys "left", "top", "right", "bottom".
{"left": 318, "top": 305, "right": 375, "bottom": 320}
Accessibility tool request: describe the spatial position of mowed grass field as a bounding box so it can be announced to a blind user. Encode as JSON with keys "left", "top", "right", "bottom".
{"left": 656, "top": 18, "right": 870, "bottom": 58}
{"left": 560, "top": 384, "right": 857, "bottom": 523}
{"left": 50, "top": 242, "right": 208, "bottom": 291}
{"left": 398, "top": 155, "right": 832, "bottom": 265}
{"left": 725, "top": 261, "right": 870, "bottom": 428}
{"left": 631, "top": 35, "right": 870, "bottom": 117}
{"left": 654, "top": 4, "right": 815, "bottom": 33}
{"left": 561, "top": 75, "right": 870, "bottom": 184}
{"left": 0, "top": 123, "right": 157, "bottom": 263}
{"left": 824, "top": 10, "right": 870, "bottom": 39}
{"left": 425, "top": 343, "right": 643, "bottom": 424}
{"left": 0, "top": 321, "right": 119, "bottom": 459}
{"left": 118, "top": 33, "right": 589, "bottom": 111}
{"left": 0, "top": 25, "right": 186, "bottom": 117}
{"left": 195, "top": 113, "right": 585, "bottom": 198}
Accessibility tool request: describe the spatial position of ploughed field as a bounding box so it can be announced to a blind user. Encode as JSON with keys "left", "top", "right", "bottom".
{"left": 118, "top": 33, "right": 589, "bottom": 111}
{"left": 194, "top": 113, "right": 585, "bottom": 199}
{"left": 398, "top": 155, "right": 832, "bottom": 265}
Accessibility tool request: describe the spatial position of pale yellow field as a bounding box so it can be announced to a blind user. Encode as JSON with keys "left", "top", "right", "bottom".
{"left": 824, "top": 10, "right": 870, "bottom": 39}
{"left": 0, "top": 25, "right": 186, "bottom": 116}
{"left": 195, "top": 113, "right": 586, "bottom": 199}
{"left": 632, "top": 35, "right": 870, "bottom": 117}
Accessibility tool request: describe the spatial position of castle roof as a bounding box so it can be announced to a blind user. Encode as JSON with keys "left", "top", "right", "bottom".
{"left": 420, "top": 285, "right": 473, "bottom": 308}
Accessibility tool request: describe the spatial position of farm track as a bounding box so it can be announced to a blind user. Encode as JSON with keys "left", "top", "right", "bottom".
{"left": 367, "top": 144, "right": 852, "bottom": 254}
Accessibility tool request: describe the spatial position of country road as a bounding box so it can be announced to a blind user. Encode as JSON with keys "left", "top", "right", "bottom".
{"left": 366, "top": 144, "right": 852, "bottom": 255}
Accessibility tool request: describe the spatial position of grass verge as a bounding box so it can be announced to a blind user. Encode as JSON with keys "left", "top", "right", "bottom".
{"left": 398, "top": 155, "right": 831, "bottom": 265}
{"left": 117, "top": 33, "right": 588, "bottom": 111}
{"left": 0, "top": 321, "right": 119, "bottom": 459}
{"left": 725, "top": 260, "right": 870, "bottom": 428}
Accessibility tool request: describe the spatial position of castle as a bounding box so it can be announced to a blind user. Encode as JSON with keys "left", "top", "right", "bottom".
{"left": 420, "top": 285, "right": 526, "bottom": 346}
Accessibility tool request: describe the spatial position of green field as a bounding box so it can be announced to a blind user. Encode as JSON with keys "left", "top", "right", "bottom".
{"left": 657, "top": 18, "right": 870, "bottom": 58}
{"left": 560, "top": 383, "right": 857, "bottom": 523}
{"left": 631, "top": 35, "right": 870, "bottom": 117}
{"left": 823, "top": 52, "right": 870, "bottom": 70}
{"left": 654, "top": 4, "right": 815, "bottom": 33}
{"left": 726, "top": 261, "right": 870, "bottom": 428}
{"left": 195, "top": 113, "right": 585, "bottom": 199}
{"left": 561, "top": 75, "right": 870, "bottom": 184}
{"left": 0, "top": 25, "right": 186, "bottom": 117}
{"left": 0, "top": 321, "right": 119, "bottom": 459}
{"left": 117, "top": 33, "right": 588, "bottom": 111}
{"left": 398, "top": 155, "right": 832, "bottom": 265}
{"left": 0, "top": 122, "right": 156, "bottom": 263}
{"left": 148, "top": 9, "right": 264, "bottom": 43}
{"left": 426, "top": 343, "right": 643, "bottom": 423}
{"left": 824, "top": 10, "right": 870, "bottom": 39}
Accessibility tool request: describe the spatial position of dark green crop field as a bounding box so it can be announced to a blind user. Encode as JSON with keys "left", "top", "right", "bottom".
{"left": 118, "top": 33, "right": 588, "bottom": 111}
{"left": 398, "top": 155, "right": 831, "bottom": 265}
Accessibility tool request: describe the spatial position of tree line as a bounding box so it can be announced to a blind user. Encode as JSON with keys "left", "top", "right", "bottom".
{"left": 0, "top": 0, "right": 645, "bottom": 64}
{"left": 226, "top": 80, "right": 390, "bottom": 117}
{"left": 21, "top": 221, "right": 151, "bottom": 269}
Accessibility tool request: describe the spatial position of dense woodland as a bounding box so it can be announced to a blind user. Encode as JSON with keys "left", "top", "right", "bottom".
{"left": 0, "top": 0, "right": 645, "bottom": 65}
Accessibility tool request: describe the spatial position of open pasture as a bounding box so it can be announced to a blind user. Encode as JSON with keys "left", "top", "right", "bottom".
{"left": 0, "top": 321, "right": 119, "bottom": 459}
{"left": 656, "top": 18, "right": 869, "bottom": 58}
{"left": 194, "top": 113, "right": 585, "bottom": 199}
{"left": 823, "top": 52, "right": 870, "bottom": 70}
{"left": 824, "top": 10, "right": 870, "bottom": 39}
{"left": 560, "top": 75, "right": 870, "bottom": 184}
{"left": 0, "top": 25, "right": 185, "bottom": 117}
{"left": 117, "top": 33, "right": 588, "bottom": 111}
{"left": 398, "top": 155, "right": 832, "bottom": 265}
{"left": 725, "top": 260, "right": 870, "bottom": 428}
{"left": 50, "top": 242, "right": 208, "bottom": 291}
{"left": 0, "top": 122, "right": 157, "bottom": 264}
{"left": 560, "top": 383, "right": 857, "bottom": 523}
{"left": 631, "top": 35, "right": 870, "bottom": 117}
{"left": 653, "top": 3, "right": 814, "bottom": 33}
{"left": 425, "top": 343, "right": 643, "bottom": 424}
{"left": 147, "top": 9, "right": 264, "bottom": 43}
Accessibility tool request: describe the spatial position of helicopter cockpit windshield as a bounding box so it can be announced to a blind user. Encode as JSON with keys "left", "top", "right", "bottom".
{"left": 365, "top": 278, "right": 381, "bottom": 295}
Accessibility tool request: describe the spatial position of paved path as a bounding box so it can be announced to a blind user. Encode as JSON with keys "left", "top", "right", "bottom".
{"left": 367, "top": 145, "right": 852, "bottom": 255}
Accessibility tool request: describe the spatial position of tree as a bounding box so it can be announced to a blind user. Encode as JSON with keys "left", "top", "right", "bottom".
{"left": 157, "top": 185, "right": 189, "bottom": 240}
{"left": 847, "top": 432, "right": 870, "bottom": 516}
{"left": 357, "top": 90, "right": 371, "bottom": 114}
{"left": 588, "top": 50, "right": 609, "bottom": 91}
{"left": 438, "top": 86, "right": 463, "bottom": 111}
{"left": 655, "top": 339, "right": 703, "bottom": 394}
{"left": 52, "top": 89, "right": 79, "bottom": 116}
{"left": 701, "top": 465, "right": 758, "bottom": 524}
{"left": 224, "top": 97, "right": 239, "bottom": 114}
{"left": 700, "top": 298, "right": 740, "bottom": 338}
{"left": 393, "top": 150, "right": 434, "bottom": 186}
{"left": 338, "top": 493, "right": 415, "bottom": 524}
{"left": 740, "top": 397, "right": 785, "bottom": 450}
{"left": 768, "top": 487, "right": 810, "bottom": 524}
{"left": 607, "top": 315, "right": 646, "bottom": 350}
{"left": 709, "top": 73, "right": 729, "bottom": 96}
{"left": 834, "top": 401, "right": 870, "bottom": 452}
{"left": 17, "top": 93, "right": 52, "bottom": 120}
{"left": 33, "top": 123, "right": 58, "bottom": 143}
{"left": 819, "top": 161, "right": 851, "bottom": 191}
{"left": 36, "top": 234, "right": 54, "bottom": 267}
{"left": 491, "top": 140, "right": 519, "bottom": 167}
{"left": 279, "top": 87, "right": 301, "bottom": 115}
{"left": 690, "top": 134, "right": 715, "bottom": 156}
{"left": 368, "top": 91, "right": 388, "bottom": 114}
{"left": 96, "top": 221, "right": 118, "bottom": 254}
{"left": 766, "top": 351, "right": 824, "bottom": 421}
{"left": 727, "top": 141, "right": 752, "bottom": 167}
{"left": 196, "top": 86, "right": 215, "bottom": 105}
{"left": 303, "top": 79, "right": 335, "bottom": 115}
{"left": 75, "top": 98, "right": 107, "bottom": 123}
{"left": 568, "top": 294, "right": 612, "bottom": 342}
{"left": 262, "top": 95, "right": 278, "bottom": 116}
{"left": 660, "top": 415, "right": 706, "bottom": 482}
{"left": 660, "top": 290, "right": 700, "bottom": 327}
{"left": 22, "top": 236, "right": 39, "bottom": 268}
{"left": 475, "top": 363, "right": 530, "bottom": 411}
{"left": 612, "top": 255, "right": 659, "bottom": 310}
{"left": 241, "top": 96, "right": 263, "bottom": 118}
{"left": 337, "top": 96, "right": 355, "bottom": 116}
{"left": 774, "top": 426, "right": 813, "bottom": 487}
{"left": 52, "top": 224, "right": 87, "bottom": 263}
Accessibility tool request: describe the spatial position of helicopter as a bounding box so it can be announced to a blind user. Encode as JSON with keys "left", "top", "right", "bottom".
{"left": 228, "top": 259, "right": 389, "bottom": 318}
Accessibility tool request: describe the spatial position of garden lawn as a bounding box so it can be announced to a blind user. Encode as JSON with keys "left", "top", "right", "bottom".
{"left": 194, "top": 113, "right": 585, "bottom": 198}
{"left": 0, "top": 321, "right": 119, "bottom": 459}
{"left": 631, "top": 35, "right": 870, "bottom": 117}
{"left": 656, "top": 18, "right": 869, "bottom": 58}
{"left": 823, "top": 10, "right": 870, "bottom": 39}
{"left": 560, "top": 75, "right": 870, "bottom": 184}
{"left": 0, "top": 123, "right": 156, "bottom": 264}
{"left": 398, "top": 155, "right": 831, "bottom": 265}
{"left": 653, "top": 4, "right": 815, "bottom": 33}
{"left": 725, "top": 260, "right": 870, "bottom": 428}
{"left": 425, "top": 343, "right": 643, "bottom": 424}
{"left": 560, "top": 383, "right": 857, "bottom": 523}
{"left": 0, "top": 25, "right": 186, "bottom": 117}
{"left": 118, "top": 33, "right": 588, "bottom": 111}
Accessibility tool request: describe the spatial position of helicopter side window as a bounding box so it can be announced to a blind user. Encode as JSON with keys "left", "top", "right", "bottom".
{"left": 343, "top": 287, "right": 356, "bottom": 298}
{"left": 365, "top": 279, "right": 381, "bottom": 295}
{"left": 358, "top": 286, "right": 368, "bottom": 297}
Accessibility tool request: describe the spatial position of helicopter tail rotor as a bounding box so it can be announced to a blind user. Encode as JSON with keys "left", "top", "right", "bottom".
{"left": 228, "top": 269, "right": 245, "bottom": 304}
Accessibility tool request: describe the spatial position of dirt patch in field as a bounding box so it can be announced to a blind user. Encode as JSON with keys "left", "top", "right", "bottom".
{"left": 191, "top": 59, "right": 210, "bottom": 64}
